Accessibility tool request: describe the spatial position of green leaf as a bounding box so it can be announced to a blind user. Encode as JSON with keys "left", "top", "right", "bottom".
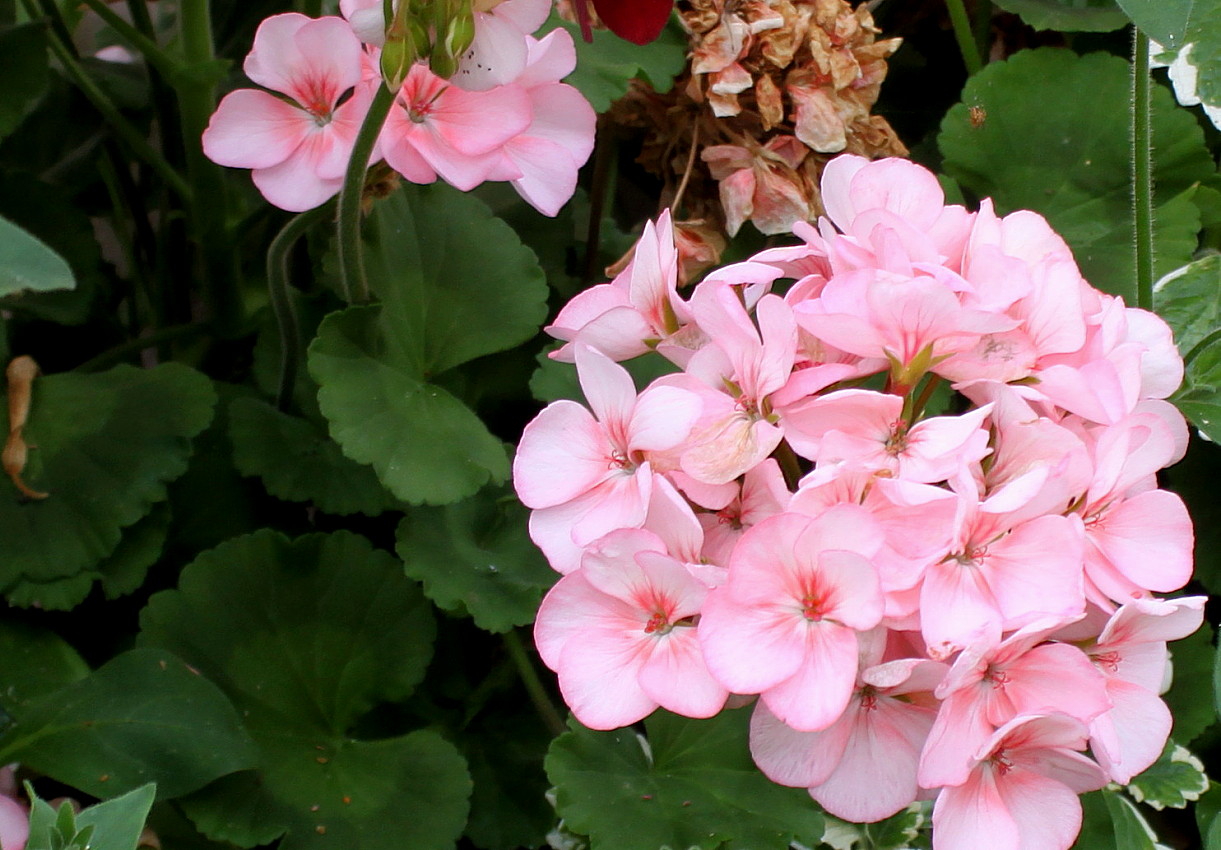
{"left": 0, "top": 621, "right": 89, "bottom": 722}
{"left": 73, "top": 783, "right": 157, "bottom": 850}
{"left": 1127, "top": 741, "right": 1209, "bottom": 810}
{"left": 0, "top": 214, "right": 74, "bottom": 297}
{"left": 547, "top": 14, "right": 687, "bottom": 112}
{"left": 95, "top": 501, "right": 171, "bottom": 599}
{"left": 167, "top": 382, "right": 262, "bottom": 554}
{"left": 862, "top": 804, "right": 928, "bottom": 849}
{"left": 27, "top": 782, "right": 157, "bottom": 850}
{"left": 4, "top": 503, "right": 171, "bottom": 610}
{"left": 357, "top": 184, "right": 549, "bottom": 378}
{"left": 462, "top": 709, "right": 556, "bottom": 850}
{"left": 227, "top": 397, "right": 399, "bottom": 516}
{"left": 1148, "top": 2, "right": 1221, "bottom": 130}
{"left": 939, "top": 48, "right": 1214, "bottom": 303}
{"left": 182, "top": 733, "right": 470, "bottom": 850}
{"left": 0, "top": 172, "right": 98, "bottom": 324}
{"left": 1196, "top": 782, "right": 1221, "bottom": 844}
{"left": 1101, "top": 789, "right": 1158, "bottom": 850}
{"left": 1162, "top": 618, "right": 1216, "bottom": 744}
{"left": 1114, "top": 0, "right": 1199, "bottom": 47}
{"left": 0, "top": 648, "right": 256, "bottom": 800}
{"left": 1074, "top": 790, "right": 1114, "bottom": 849}
{"left": 397, "top": 484, "right": 556, "bottom": 633}
{"left": 991, "top": 0, "right": 1128, "bottom": 31}
{"left": 1155, "top": 254, "right": 1221, "bottom": 357}
{"left": 0, "top": 364, "right": 215, "bottom": 590}
{"left": 309, "top": 305, "right": 510, "bottom": 505}
{"left": 140, "top": 530, "right": 469, "bottom": 850}
{"left": 546, "top": 707, "right": 824, "bottom": 850}
{"left": 0, "top": 23, "right": 48, "bottom": 139}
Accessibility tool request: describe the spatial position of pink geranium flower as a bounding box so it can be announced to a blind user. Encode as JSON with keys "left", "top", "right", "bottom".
{"left": 1086, "top": 596, "right": 1205, "bottom": 783}
{"left": 202, "top": 14, "right": 371, "bottom": 211}
{"left": 513, "top": 344, "right": 701, "bottom": 573}
{"left": 487, "top": 29, "right": 596, "bottom": 215}
{"left": 918, "top": 617, "right": 1110, "bottom": 790}
{"left": 547, "top": 209, "right": 687, "bottom": 362}
{"left": 698, "top": 508, "right": 885, "bottom": 731}
{"left": 534, "top": 528, "right": 728, "bottom": 729}
{"left": 379, "top": 63, "right": 532, "bottom": 191}
{"left": 931, "top": 713, "right": 1107, "bottom": 850}
{"left": 751, "top": 649, "right": 946, "bottom": 823}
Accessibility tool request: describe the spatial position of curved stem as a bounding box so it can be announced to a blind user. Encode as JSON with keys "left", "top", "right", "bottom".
{"left": 1133, "top": 30, "right": 1155, "bottom": 310}
{"left": 945, "top": 0, "right": 983, "bottom": 76}
{"left": 338, "top": 83, "right": 396, "bottom": 303}
{"left": 268, "top": 206, "right": 332, "bottom": 411}
{"left": 503, "top": 630, "right": 567, "bottom": 737}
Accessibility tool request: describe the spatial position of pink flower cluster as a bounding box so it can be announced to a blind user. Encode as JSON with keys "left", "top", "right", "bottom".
{"left": 515, "top": 155, "right": 1201, "bottom": 850}
{"left": 202, "top": 0, "right": 594, "bottom": 215}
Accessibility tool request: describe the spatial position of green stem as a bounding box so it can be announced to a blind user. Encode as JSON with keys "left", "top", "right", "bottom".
{"left": 22, "top": 0, "right": 191, "bottom": 199}
{"left": 908, "top": 375, "right": 943, "bottom": 423}
{"left": 78, "top": 0, "right": 181, "bottom": 78}
{"left": 771, "top": 439, "right": 803, "bottom": 491}
{"left": 338, "top": 83, "right": 396, "bottom": 303}
{"left": 1133, "top": 30, "right": 1155, "bottom": 310}
{"left": 178, "top": 0, "right": 246, "bottom": 334}
{"left": 583, "top": 114, "right": 617, "bottom": 285}
{"left": 76, "top": 323, "right": 210, "bottom": 372}
{"left": 503, "top": 630, "right": 567, "bottom": 737}
{"left": 268, "top": 206, "right": 332, "bottom": 411}
{"left": 945, "top": 0, "right": 983, "bottom": 76}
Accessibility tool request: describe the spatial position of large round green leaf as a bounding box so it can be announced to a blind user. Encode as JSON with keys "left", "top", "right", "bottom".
{"left": 309, "top": 306, "right": 510, "bottom": 506}
{"left": 939, "top": 49, "right": 1214, "bottom": 303}
{"left": 140, "top": 530, "right": 468, "bottom": 850}
{"left": 357, "top": 184, "right": 549, "bottom": 379}
{"left": 0, "top": 647, "right": 257, "bottom": 800}
{"left": 397, "top": 485, "right": 556, "bottom": 633}
{"left": 546, "top": 708, "right": 824, "bottom": 850}
{"left": 227, "top": 397, "right": 399, "bottom": 517}
{"left": 0, "top": 363, "right": 215, "bottom": 589}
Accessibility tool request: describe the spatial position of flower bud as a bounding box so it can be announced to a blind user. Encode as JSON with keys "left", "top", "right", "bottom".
{"left": 428, "top": 0, "right": 475, "bottom": 79}
{"left": 379, "top": 31, "right": 419, "bottom": 89}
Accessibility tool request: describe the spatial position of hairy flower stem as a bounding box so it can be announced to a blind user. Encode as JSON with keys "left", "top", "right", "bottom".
{"left": 504, "top": 630, "right": 568, "bottom": 737}
{"left": 338, "top": 83, "right": 396, "bottom": 304}
{"left": 268, "top": 206, "right": 332, "bottom": 411}
{"left": 1132, "top": 30, "right": 1155, "bottom": 310}
{"left": 945, "top": 0, "right": 983, "bottom": 76}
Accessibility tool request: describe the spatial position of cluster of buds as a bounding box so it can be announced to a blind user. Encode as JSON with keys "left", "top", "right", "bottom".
{"left": 515, "top": 155, "right": 1200, "bottom": 849}
{"left": 202, "top": 0, "right": 595, "bottom": 215}
{"left": 610, "top": 0, "right": 906, "bottom": 274}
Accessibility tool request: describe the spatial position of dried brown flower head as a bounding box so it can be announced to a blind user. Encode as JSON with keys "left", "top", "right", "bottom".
{"left": 612, "top": 0, "right": 906, "bottom": 263}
